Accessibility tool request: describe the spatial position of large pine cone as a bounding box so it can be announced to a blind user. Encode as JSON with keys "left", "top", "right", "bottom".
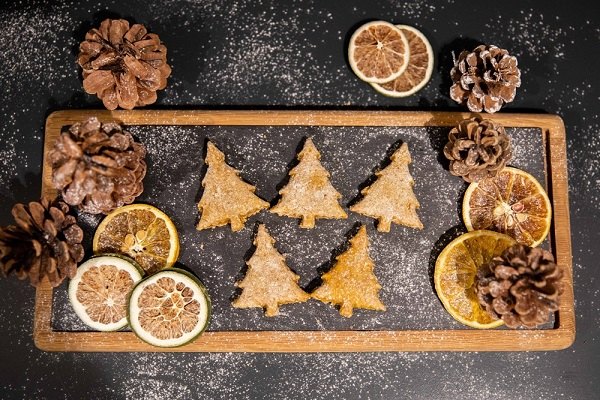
{"left": 0, "top": 198, "right": 84, "bottom": 287}
{"left": 476, "top": 244, "right": 562, "bottom": 328}
{"left": 450, "top": 45, "right": 521, "bottom": 113}
{"left": 78, "top": 19, "right": 171, "bottom": 110}
{"left": 443, "top": 116, "right": 512, "bottom": 182}
{"left": 49, "top": 117, "right": 147, "bottom": 214}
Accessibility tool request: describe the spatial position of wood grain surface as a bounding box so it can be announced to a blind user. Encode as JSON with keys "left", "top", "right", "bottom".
{"left": 35, "top": 110, "right": 574, "bottom": 352}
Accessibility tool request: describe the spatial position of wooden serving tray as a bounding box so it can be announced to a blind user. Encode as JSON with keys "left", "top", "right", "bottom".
{"left": 35, "top": 110, "right": 574, "bottom": 352}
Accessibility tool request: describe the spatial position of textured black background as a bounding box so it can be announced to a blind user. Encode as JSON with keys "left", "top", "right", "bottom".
{"left": 1, "top": 1, "right": 599, "bottom": 399}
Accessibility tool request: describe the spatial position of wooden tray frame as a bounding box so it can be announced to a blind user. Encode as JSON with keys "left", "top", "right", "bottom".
{"left": 35, "top": 110, "right": 574, "bottom": 352}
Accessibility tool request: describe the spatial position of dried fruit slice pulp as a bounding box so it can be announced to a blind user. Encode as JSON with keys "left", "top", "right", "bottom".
{"left": 69, "top": 254, "right": 143, "bottom": 331}
{"left": 434, "top": 230, "right": 516, "bottom": 329}
{"left": 463, "top": 167, "right": 552, "bottom": 247}
{"left": 348, "top": 20, "right": 409, "bottom": 84}
{"left": 93, "top": 204, "right": 180, "bottom": 274}
{"left": 371, "top": 25, "right": 434, "bottom": 97}
{"left": 128, "top": 269, "right": 211, "bottom": 347}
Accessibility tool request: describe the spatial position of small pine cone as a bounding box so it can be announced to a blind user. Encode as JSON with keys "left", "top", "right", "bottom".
{"left": 450, "top": 45, "right": 521, "bottom": 113}
{"left": 0, "top": 198, "right": 84, "bottom": 287}
{"left": 443, "top": 116, "right": 512, "bottom": 182}
{"left": 476, "top": 244, "right": 562, "bottom": 328}
{"left": 49, "top": 117, "right": 147, "bottom": 214}
{"left": 78, "top": 19, "right": 172, "bottom": 110}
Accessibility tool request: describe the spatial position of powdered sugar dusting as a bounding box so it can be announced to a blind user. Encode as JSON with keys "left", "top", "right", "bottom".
{"left": 0, "top": 3, "right": 78, "bottom": 93}
{"left": 149, "top": 0, "right": 344, "bottom": 105}
{"left": 53, "top": 123, "right": 546, "bottom": 331}
{"left": 49, "top": 350, "right": 577, "bottom": 399}
{"left": 0, "top": 1, "right": 596, "bottom": 399}
{"left": 0, "top": 2, "right": 79, "bottom": 203}
{"left": 484, "top": 10, "right": 573, "bottom": 63}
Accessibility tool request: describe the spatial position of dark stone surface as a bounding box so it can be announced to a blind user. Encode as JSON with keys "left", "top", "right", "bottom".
{"left": 50, "top": 125, "right": 546, "bottom": 333}
{"left": 1, "top": 1, "right": 598, "bottom": 399}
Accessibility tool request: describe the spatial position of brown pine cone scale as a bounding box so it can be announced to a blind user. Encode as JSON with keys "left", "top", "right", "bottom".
{"left": 49, "top": 117, "right": 147, "bottom": 214}
{"left": 78, "top": 19, "right": 171, "bottom": 110}
{"left": 0, "top": 198, "right": 84, "bottom": 287}
{"left": 443, "top": 116, "right": 512, "bottom": 182}
{"left": 476, "top": 244, "right": 562, "bottom": 328}
{"left": 450, "top": 45, "right": 521, "bottom": 113}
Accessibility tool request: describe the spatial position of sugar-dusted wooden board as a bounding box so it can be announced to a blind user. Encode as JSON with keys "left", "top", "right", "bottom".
{"left": 35, "top": 110, "right": 574, "bottom": 352}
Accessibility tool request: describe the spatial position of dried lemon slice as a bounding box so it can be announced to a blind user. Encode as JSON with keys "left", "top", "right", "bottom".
{"left": 69, "top": 254, "right": 143, "bottom": 331}
{"left": 128, "top": 269, "right": 211, "bottom": 347}
{"left": 348, "top": 20, "right": 409, "bottom": 84}
{"left": 93, "top": 204, "right": 180, "bottom": 274}
{"left": 371, "top": 25, "right": 434, "bottom": 97}
{"left": 434, "top": 230, "right": 516, "bottom": 329}
{"left": 463, "top": 167, "right": 552, "bottom": 247}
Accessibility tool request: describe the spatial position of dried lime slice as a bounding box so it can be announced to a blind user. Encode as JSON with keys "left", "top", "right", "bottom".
{"left": 128, "top": 269, "right": 211, "bottom": 347}
{"left": 69, "top": 254, "right": 143, "bottom": 331}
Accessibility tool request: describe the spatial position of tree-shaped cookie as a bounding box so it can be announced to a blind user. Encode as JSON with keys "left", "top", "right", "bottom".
{"left": 232, "top": 224, "right": 309, "bottom": 316}
{"left": 312, "top": 225, "right": 385, "bottom": 317}
{"left": 350, "top": 143, "right": 423, "bottom": 232}
{"left": 270, "top": 138, "right": 347, "bottom": 228}
{"left": 197, "top": 141, "right": 269, "bottom": 232}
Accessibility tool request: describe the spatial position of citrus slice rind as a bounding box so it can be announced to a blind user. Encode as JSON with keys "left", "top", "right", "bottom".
{"left": 462, "top": 167, "right": 552, "bottom": 247}
{"left": 370, "top": 24, "right": 434, "bottom": 97}
{"left": 128, "top": 269, "right": 211, "bottom": 348}
{"left": 68, "top": 254, "right": 143, "bottom": 331}
{"left": 348, "top": 20, "right": 409, "bottom": 84}
{"left": 93, "top": 204, "right": 180, "bottom": 274}
{"left": 434, "top": 230, "right": 516, "bottom": 329}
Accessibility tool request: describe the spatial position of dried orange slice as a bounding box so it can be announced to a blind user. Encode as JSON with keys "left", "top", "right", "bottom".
{"left": 93, "top": 204, "right": 180, "bottom": 274}
{"left": 371, "top": 25, "right": 434, "bottom": 97}
{"left": 128, "top": 268, "right": 211, "bottom": 347}
{"left": 348, "top": 21, "right": 409, "bottom": 84}
{"left": 434, "top": 230, "right": 516, "bottom": 329}
{"left": 463, "top": 167, "right": 552, "bottom": 247}
{"left": 69, "top": 254, "right": 143, "bottom": 331}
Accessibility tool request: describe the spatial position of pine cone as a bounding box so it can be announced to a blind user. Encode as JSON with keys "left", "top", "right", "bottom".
{"left": 443, "top": 116, "right": 512, "bottom": 182}
{"left": 0, "top": 198, "right": 84, "bottom": 287}
{"left": 476, "top": 244, "right": 562, "bottom": 328}
{"left": 450, "top": 45, "right": 521, "bottom": 113}
{"left": 49, "top": 117, "right": 147, "bottom": 214}
{"left": 78, "top": 19, "right": 171, "bottom": 110}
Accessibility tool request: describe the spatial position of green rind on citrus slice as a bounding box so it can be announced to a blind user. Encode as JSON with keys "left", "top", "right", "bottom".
{"left": 89, "top": 252, "right": 145, "bottom": 276}
{"left": 128, "top": 268, "right": 211, "bottom": 348}
{"left": 69, "top": 254, "right": 143, "bottom": 331}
